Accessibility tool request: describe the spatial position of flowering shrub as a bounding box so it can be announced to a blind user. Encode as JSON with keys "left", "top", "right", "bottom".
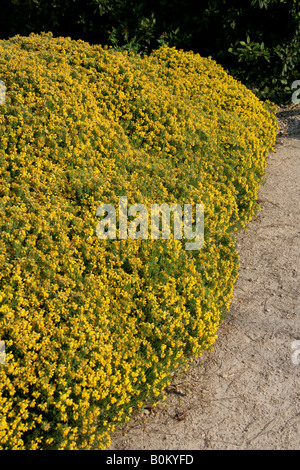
{"left": 0, "top": 33, "right": 277, "bottom": 449}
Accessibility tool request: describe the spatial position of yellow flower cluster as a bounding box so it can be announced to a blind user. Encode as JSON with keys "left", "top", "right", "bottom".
{"left": 0, "top": 33, "right": 277, "bottom": 449}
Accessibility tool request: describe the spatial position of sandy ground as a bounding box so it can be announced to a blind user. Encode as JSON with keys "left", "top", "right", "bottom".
{"left": 109, "top": 104, "right": 300, "bottom": 450}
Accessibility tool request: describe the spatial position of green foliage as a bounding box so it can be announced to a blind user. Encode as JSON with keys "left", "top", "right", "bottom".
{"left": 227, "top": 0, "right": 300, "bottom": 102}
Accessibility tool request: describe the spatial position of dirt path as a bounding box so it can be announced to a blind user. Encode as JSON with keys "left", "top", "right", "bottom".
{"left": 109, "top": 105, "right": 300, "bottom": 450}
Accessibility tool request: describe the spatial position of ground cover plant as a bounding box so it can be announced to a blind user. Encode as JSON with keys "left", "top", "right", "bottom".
{"left": 0, "top": 33, "right": 277, "bottom": 449}
{"left": 1, "top": 0, "right": 299, "bottom": 103}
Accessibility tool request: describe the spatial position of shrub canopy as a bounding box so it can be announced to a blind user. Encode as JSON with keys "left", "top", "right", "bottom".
{"left": 0, "top": 33, "right": 277, "bottom": 449}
